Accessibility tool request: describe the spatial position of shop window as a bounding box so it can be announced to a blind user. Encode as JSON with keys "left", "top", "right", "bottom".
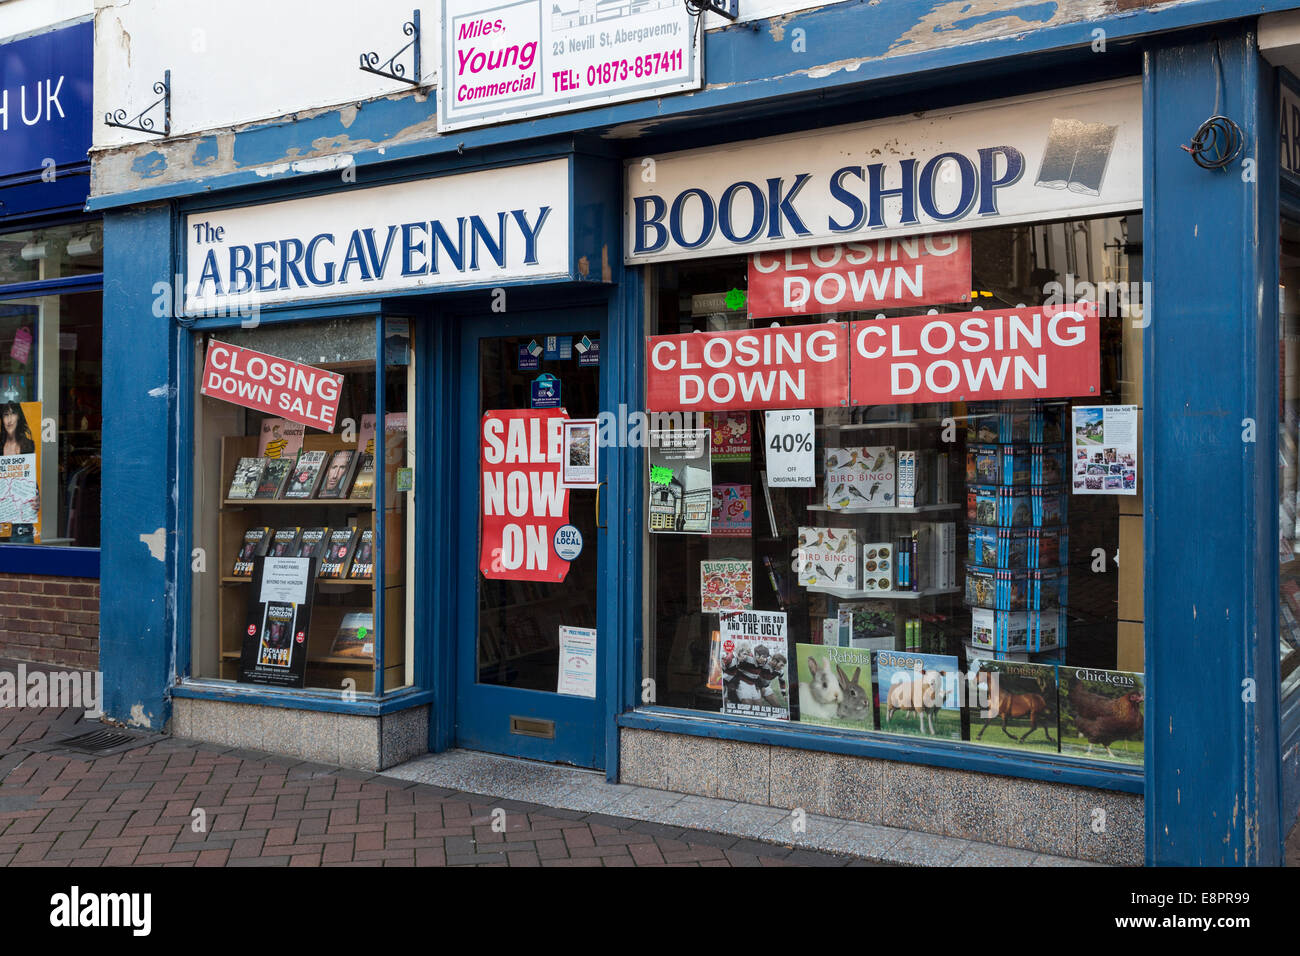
{"left": 1279, "top": 218, "right": 1300, "bottom": 703}
{"left": 190, "top": 316, "right": 413, "bottom": 695}
{"left": 0, "top": 219, "right": 104, "bottom": 548}
{"left": 644, "top": 215, "right": 1146, "bottom": 767}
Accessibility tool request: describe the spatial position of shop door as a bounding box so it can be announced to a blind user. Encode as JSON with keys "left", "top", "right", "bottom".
{"left": 455, "top": 309, "right": 606, "bottom": 768}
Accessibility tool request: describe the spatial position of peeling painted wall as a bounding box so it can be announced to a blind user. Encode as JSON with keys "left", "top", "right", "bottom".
{"left": 91, "top": 0, "right": 1198, "bottom": 198}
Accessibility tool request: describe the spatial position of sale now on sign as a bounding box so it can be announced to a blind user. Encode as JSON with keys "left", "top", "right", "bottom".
{"left": 850, "top": 302, "right": 1098, "bottom": 404}
{"left": 647, "top": 324, "right": 849, "bottom": 412}
{"left": 201, "top": 340, "right": 343, "bottom": 432}
{"left": 479, "top": 409, "right": 572, "bottom": 582}
{"left": 748, "top": 234, "right": 972, "bottom": 319}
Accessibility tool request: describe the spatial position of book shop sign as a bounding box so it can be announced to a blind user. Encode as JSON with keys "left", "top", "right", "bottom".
{"left": 201, "top": 339, "right": 343, "bottom": 432}
{"left": 626, "top": 79, "right": 1141, "bottom": 263}
{"left": 480, "top": 409, "right": 572, "bottom": 583}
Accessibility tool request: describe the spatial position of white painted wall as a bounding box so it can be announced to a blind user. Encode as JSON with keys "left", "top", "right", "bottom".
{"left": 0, "top": 0, "right": 93, "bottom": 43}
{"left": 92, "top": 0, "right": 828, "bottom": 147}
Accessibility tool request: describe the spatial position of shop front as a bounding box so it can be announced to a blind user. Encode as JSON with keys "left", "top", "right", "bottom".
{"left": 93, "top": 4, "right": 1298, "bottom": 866}
{"left": 0, "top": 17, "right": 102, "bottom": 671}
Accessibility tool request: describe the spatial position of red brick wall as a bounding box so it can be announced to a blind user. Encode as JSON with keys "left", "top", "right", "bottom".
{"left": 0, "top": 575, "right": 99, "bottom": 670}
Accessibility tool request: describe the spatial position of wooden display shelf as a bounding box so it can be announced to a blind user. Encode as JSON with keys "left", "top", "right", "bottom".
{"left": 220, "top": 575, "right": 373, "bottom": 586}
{"left": 806, "top": 503, "right": 960, "bottom": 514}
{"left": 223, "top": 498, "right": 374, "bottom": 509}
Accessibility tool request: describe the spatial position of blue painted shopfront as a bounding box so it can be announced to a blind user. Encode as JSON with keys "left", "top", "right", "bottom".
{"left": 89, "top": 1, "right": 1300, "bottom": 864}
{"left": 0, "top": 18, "right": 99, "bottom": 579}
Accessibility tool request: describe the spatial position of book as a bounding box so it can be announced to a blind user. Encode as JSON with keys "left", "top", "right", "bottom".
{"left": 257, "top": 418, "right": 305, "bottom": 460}
{"left": 329, "top": 612, "right": 375, "bottom": 660}
{"left": 897, "top": 450, "right": 917, "bottom": 507}
{"left": 967, "top": 659, "right": 1060, "bottom": 754}
{"left": 795, "top": 527, "right": 860, "bottom": 590}
{"left": 876, "top": 649, "right": 961, "bottom": 740}
{"left": 317, "top": 449, "right": 358, "bottom": 499}
{"left": 267, "top": 527, "right": 302, "bottom": 558}
{"left": 281, "top": 450, "right": 327, "bottom": 499}
{"left": 838, "top": 600, "right": 896, "bottom": 647}
{"left": 254, "top": 458, "right": 294, "bottom": 499}
{"left": 794, "top": 643, "right": 874, "bottom": 731}
{"left": 349, "top": 454, "right": 376, "bottom": 500}
{"left": 706, "top": 411, "right": 751, "bottom": 461}
{"left": 227, "top": 457, "right": 264, "bottom": 500}
{"left": 348, "top": 529, "right": 375, "bottom": 579}
{"left": 1058, "top": 667, "right": 1144, "bottom": 764}
{"left": 1034, "top": 118, "right": 1119, "bottom": 196}
{"left": 295, "top": 527, "right": 330, "bottom": 561}
{"left": 719, "top": 610, "right": 790, "bottom": 720}
{"left": 318, "top": 527, "right": 360, "bottom": 578}
{"left": 357, "top": 414, "right": 377, "bottom": 456}
{"left": 709, "top": 483, "right": 752, "bottom": 537}
{"left": 231, "top": 526, "right": 273, "bottom": 577}
{"left": 699, "top": 559, "right": 752, "bottom": 612}
{"left": 824, "top": 446, "right": 895, "bottom": 510}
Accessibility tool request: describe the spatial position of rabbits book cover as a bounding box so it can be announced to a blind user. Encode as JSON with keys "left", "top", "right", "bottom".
{"left": 794, "top": 644, "right": 874, "bottom": 732}
{"left": 876, "top": 650, "right": 961, "bottom": 740}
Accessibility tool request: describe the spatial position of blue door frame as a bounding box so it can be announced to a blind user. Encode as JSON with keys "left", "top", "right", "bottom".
{"left": 452, "top": 306, "right": 611, "bottom": 769}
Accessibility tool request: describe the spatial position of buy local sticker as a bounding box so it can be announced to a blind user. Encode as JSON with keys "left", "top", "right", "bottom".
{"left": 479, "top": 408, "right": 572, "bottom": 582}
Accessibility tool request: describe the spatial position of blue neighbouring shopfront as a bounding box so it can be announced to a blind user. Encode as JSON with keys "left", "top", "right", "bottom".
{"left": 85, "top": 0, "right": 1300, "bottom": 866}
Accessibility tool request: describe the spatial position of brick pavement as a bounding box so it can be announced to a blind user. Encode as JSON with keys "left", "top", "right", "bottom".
{"left": 0, "top": 707, "right": 871, "bottom": 867}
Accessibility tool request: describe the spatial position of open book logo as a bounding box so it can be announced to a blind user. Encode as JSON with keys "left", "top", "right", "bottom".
{"left": 1035, "top": 118, "right": 1118, "bottom": 197}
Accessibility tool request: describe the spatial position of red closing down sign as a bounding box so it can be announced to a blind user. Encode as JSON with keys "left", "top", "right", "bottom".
{"left": 646, "top": 323, "right": 849, "bottom": 412}
{"left": 201, "top": 339, "right": 343, "bottom": 432}
{"left": 748, "top": 234, "right": 972, "bottom": 319}
{"left": 850, "top": 302, "right": 1098, "bottom": 404}
{"left": 480, "top": 409, "right": 572, "bottom": 582}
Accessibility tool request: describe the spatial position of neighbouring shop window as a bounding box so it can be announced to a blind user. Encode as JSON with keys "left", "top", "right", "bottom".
{"left": 644, "top": 215, "right": 1147, "bottom": 767}
{"left": 0, "top": 221, "right": 103, "bottom": 548}
{"left": 190, "top": 316, "right": 414, "bottom": 695}
{"left": 1279, "top": 217, "right": 1300, "bottom": 703}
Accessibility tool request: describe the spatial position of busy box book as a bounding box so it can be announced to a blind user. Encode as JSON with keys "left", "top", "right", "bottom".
{"left": 1058, "top": 667, "right": 1144, "bottom": 764}
{"left": 794, "top": 643, "right": 874, "bottom": 732}
{"left": 967, "top": 658, "right": 1060, "bottom": 754}
{"left": 876, "top": 649, "right": 961, "bottom": 740}
{"left": 700, "top": 559, "right": 753, "bottom": 613}
{"left": 824, "top": 446, "right": 895, "bottom": 510}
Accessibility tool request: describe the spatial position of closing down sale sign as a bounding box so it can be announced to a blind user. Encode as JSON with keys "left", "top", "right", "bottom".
{"left": 201, "top": 340, "right": 343, "bottom": 431}
{"left": 850, "top": 303, "right": 1098, "bottom": 404}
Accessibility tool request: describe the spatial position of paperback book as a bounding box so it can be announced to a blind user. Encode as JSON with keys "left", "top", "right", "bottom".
{"left": 794, "top": 643, "right": 874, "bottom": 732}
{"left": 348, "top": 529, "right": 375, "bottom": 579}
{"left": 231, "top": 526, "right": 274, "bottom": 577}
{"left": 720, "top": 610, "right": 790, "bottom": 720}
{"left": 349, "top": 454, "right": 376, "bottom": 500}
{"left": 227, "top": 457, "right": 264, "bottom": 500}
{"left": 824, "top": 446, "right": 895, "bottom": 511}
{"left": 876, "top": 649, "right": 961, "bottom": 740}
{"left": 330, "top": 612, "right": 375, "bottom": 660}
{"left": 254, "top": 458, "right": 294, "bottom": 499}
{"left": 257, "top": 418, "right": 305, "bottom": 460}
{"left": 318, "top": 527, "right": 360, "bottom": 578}
{"left": 1057, "top": 666, "right": 1144, "bottom": 764}
{"left": 283, "top": 450, "right": 328, "bottom": 499}
{"left": 317, "top": 450, "right": 358, "bottom": 499}
{"left": 295, "top": 527, "right": 330, "bottom": 561}
{"left": 267, "top": 527, "right": 302, "bottom": 558}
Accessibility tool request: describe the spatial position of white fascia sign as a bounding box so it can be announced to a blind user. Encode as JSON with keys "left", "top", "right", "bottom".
{"left": 625, "top": 79, "right": 1144, "bottom": 264}
{"left": 185, "top": 158, "right": 571, "bottom": 314}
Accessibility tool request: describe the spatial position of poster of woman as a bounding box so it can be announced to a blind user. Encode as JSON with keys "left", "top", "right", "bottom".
{"left": 0, "top": 401, "right": 41, "bottom": 542}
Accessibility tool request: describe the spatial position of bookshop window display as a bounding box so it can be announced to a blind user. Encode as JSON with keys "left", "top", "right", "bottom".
{"left": 0, "top": 221, "right": 104, "bottom": 548}
{"left": 190, "top": 317, "right": 413, "bottom": 695}
{"left": 645, "top": 214, "right": 1147, "bottom": 767}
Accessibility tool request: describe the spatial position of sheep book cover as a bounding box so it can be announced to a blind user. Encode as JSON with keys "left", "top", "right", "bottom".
{"left": 875, "top": 650, "right": 961, "bottom": 740}
{"left": 967, "top": 659, "right": 1060, "bottom": 754}
{"left": 1058, "top": 667, "right": 1144, "bottom": 764}
{"left": 719, "top": 611, "right": 789, "bottom": 720}
{"left": 794, "top": 644, "right": 874, "bottom": 732}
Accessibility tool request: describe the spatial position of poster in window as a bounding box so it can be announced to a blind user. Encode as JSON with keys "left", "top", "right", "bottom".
{"left": 1071, "top": 405, "right": 1137, "bottom": 495}
{"left": 239, "top": 555, "right": 317, "bottom": 688}
{"left": 648, "top": 428, "right": 711, "bottom": 533}
{"left": 0, "top": 401, "right": 41, "bottom": 543}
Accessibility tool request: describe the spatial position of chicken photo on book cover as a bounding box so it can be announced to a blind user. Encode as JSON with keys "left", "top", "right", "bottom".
{"left": 1058, "top": 667, "right": 1144, "bottom": 764}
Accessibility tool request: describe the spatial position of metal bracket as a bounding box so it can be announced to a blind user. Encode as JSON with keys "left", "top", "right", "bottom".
{"left": 103, "top": 70, "right": 171, "bottom": 137}
{"left": 359, "top": 9, "right": 422, "bottom": 87}
{"left": 685, "top": 0, "right": 738, "bottom": 20}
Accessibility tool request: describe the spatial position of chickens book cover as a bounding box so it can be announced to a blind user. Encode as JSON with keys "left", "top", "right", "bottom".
{"left": 876, "top": 650, "right": 961, "bottom": 740}
{"left": 794, "top": 643, "right": 875, "bottom": 732}
{"left": 967, "top": 659, "right": 1060, "bottom": 754}
{"left": 1058, "top": 667, "right": 1144, "bottom": 764}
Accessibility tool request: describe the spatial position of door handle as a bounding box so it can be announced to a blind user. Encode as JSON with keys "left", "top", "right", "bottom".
{"left": 595, "top": 481, "right": 607, "bottom": 530}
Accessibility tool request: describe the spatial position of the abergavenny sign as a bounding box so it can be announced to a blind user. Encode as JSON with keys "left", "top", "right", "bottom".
{"left": 184, "top": 158, "right": 570, "bottom": 313}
